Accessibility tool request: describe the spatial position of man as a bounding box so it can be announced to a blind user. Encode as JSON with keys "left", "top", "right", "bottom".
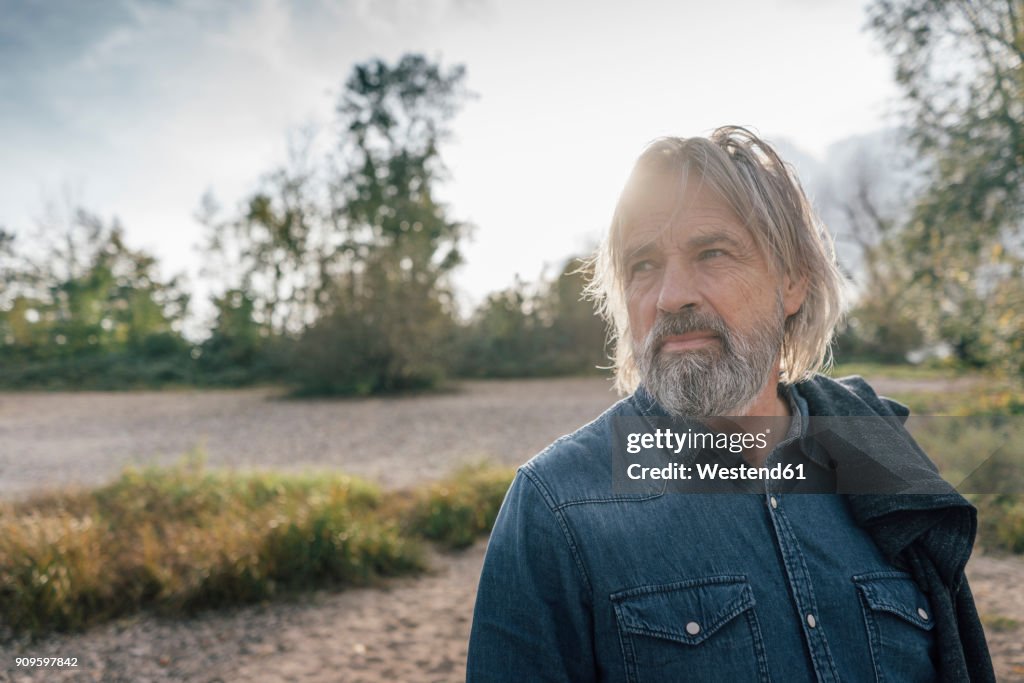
{"left": 466, "top": 127, "right": 994, "bottom": 682}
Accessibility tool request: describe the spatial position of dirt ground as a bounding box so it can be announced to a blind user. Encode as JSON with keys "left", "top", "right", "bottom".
{"left": 0, "top": 378, "right": 620, "bottom": 499}
{"left": 1, "top": 377, "right": 1021, "bottom": 682}
{"left": 0, "top": 542, "right": 488, "bottom": 683}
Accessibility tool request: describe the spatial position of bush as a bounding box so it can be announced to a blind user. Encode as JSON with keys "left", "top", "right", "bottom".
{"left": 455, "top": 259, "right": 609, "bottom": 379}
{"left": 0, "top": 344, "right": 195, "bottom": 390}
{"left": 403, "top": 464, "right": 516, "bottom": 549}
{"left": 0, "top": 458, "right": 515, "bottom": 637}
{"left": 288, "top": 265, "right": 455, "bottom": 396}
{"left": 973, "top": 496, "right": 1024, "bottom": 554}
{"left": 894, "top": 376, "right": 1024, "bottom": 554}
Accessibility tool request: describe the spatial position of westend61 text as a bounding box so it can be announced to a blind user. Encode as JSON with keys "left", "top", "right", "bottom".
{"left": 626, "top": 462, "right": 807, "bottom": 481}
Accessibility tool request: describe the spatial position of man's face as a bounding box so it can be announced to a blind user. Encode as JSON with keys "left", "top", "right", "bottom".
{"left": 623, "top": 183, "right": 804, "bottom": 417}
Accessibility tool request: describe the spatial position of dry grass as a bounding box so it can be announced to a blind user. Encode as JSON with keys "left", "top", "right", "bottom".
{"left": 0, "top": 455, "right": 514, "bottom": 638}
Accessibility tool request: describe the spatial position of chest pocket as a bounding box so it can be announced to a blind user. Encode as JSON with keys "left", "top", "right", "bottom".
{"left": 853, "top": 572, "right": 937, "bottom": 683}
{"left": 611, "top": 575, "right": 770, "bottom": 683}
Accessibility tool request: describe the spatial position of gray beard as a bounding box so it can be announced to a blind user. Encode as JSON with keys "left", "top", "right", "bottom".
{"left": 634, "top": 299, "right": 784, "bottom": 418}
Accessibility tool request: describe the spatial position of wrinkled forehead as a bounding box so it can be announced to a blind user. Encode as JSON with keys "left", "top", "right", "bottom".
{"left": 616, "top": 174, "right": 754, "bottom": 254}
{"left": 625, "top": 197, "right": 747, "bottom": 248}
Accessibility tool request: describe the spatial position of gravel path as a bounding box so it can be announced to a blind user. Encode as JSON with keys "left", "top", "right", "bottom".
{"left": 0, "top": 378, "right": 620, "bottom": 499}
{"left": 1, "top": 376, "right": 1021, "bottom": 681}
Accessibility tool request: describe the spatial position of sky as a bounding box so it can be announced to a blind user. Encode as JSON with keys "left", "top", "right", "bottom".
{"left": 0, "top": 0, "right": 903, "bottom": 329}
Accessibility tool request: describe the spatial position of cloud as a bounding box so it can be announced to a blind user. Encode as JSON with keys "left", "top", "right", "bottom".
{"left": 0, "top": 0, "right": 488, "bottom": 321}
{"left": 0, "top": 0, "right": 895, "bottom": 323}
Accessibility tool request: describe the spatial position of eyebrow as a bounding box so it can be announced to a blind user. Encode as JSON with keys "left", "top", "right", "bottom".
{"left": 688, "top": 232, "right": 745, "bottom": 251}
{"left": 623, "top": 241, "right": 659, "bottom": 264}
{"left": 623, "top": 230, "right": 746, "bottom": 263}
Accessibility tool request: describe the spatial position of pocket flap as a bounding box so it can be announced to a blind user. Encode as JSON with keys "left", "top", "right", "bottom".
{"left": 611, "top": 575, "right": 754, "bottom": 645}
{"left": 853, "top": 572, "right": 935, "bottom": 630}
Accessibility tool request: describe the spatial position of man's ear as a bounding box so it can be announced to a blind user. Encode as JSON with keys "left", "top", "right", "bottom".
{"left": 781, "top": 273, "right": 808, "bottom": 317}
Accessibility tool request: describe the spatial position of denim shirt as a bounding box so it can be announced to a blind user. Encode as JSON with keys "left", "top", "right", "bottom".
{"left": 467, "top": 379, "right": 941, "bottom": 682}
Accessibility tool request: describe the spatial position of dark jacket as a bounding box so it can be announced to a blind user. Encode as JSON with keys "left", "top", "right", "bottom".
{"left": 798, "top": 374, "right": 996, "bottom": 683}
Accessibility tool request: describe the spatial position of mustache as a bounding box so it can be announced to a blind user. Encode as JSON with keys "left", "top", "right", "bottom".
{"left": 644, "top": 310, "right": 731, "bottom": 350}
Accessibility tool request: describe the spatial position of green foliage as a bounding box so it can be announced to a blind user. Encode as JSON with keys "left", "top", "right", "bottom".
{"left": 980, "top": 613, "right": 1021, "bottom": 633}
{"left": 919, "top": 421, "right": 1024, "bottom": 557}
{"left": 404, "top": 464, "right": 516, "bottom": 549}
{"left": 867, "top": 0, "right": 1024, "bottom": 373}
{"left": 459, "top": 281, "right": 541, "bottom": 377}
{"left": 823, "top": 366, "right": 1024, "bottom": 554}
{"left": 0, "top": 459, "right": 514, "bottom": 637}
{"left": 828, "top": 361, "right": 966, "bottom": 381}
{"left": 886, "top": 374, "right": 1024, "bottom": 554}
{"left": 976, "top": 497, "right": 1024, "bottom": 554}
{"left": 0, "top": 209, "right": 192, "bottom": 388}
{"left": 196, "top": 153, "right": 328, "bottom": 342}
{"left": 290, "top": 259, "right": 452, "bottom": 395}
{"left": 289, "top": 55, "right": 469, "bottom": 395}
{"left": 457, "top": 257, "right": 609, "bottom": 378}
{"left": 830, "top": 317, "right": 918, "bottom": 365}
{"left": 0, "top": 55, "right": 611, "bottom": 390}
{"left": 0, "top": 350, "right": 192, "bottom": 390}
{"left": 193, "top": 289, "right": 286, "bottom": 385}
{"left": 199, "top": 54, "right": 471, "bottom": 394}
{"left": 887, "top": 379, "right": 1024, "bottom": 417}
{"left": 833, "top": 283, "right": 925, "bottom": 365}
{"left": 823, "top": 141, "right": 930, "bottom": 366}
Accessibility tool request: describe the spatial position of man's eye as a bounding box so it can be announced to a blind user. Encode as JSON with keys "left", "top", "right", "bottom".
{"left": 699, "top": 249, "right": 726, "bottom": 260}
{"left": 630, "top": 260, "right": 655, "bottom": 274}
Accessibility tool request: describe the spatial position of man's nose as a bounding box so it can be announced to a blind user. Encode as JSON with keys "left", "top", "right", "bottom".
{"left": 656, "top": 260, "right": 701, "bottom": 313}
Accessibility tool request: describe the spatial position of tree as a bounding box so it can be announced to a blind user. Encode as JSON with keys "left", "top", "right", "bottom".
{"left": 867, "top": 0, "right": 1024, "bottom": 371}
{"left": 456, "top": 256, "right": 609, "bottom": 378}
{"left": 198, "top": 128, "right": 332, "bottom": 339}
{"left": 545, "top": 257, "right": 610, "bottom": 372}
{"left": 457, "top": 277, "right": 542, "bottom": 377}
{"left": 194, "top": 288, "right": 276, "bottom": 384}
{"left": 290, "top": 55, "right": 472, "bottom": 394}
{"left": 0, "top": 207, "right": 191, "bottom": 386}
{"left": 201, "top": 54, "right": 473, "bottom": 393}
{"left": 819, "top": 146, "right": 926, "bottom": 363}
{"left": 330, "top": 54, "right": 470, "bottom": 288}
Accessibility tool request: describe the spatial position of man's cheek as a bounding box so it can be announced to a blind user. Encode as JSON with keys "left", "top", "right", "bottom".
{"left": 627, "top": 303, "right": 658, "bottom": 341}
{"left": 625, "top": 312, "right": 652, "bottom": 349}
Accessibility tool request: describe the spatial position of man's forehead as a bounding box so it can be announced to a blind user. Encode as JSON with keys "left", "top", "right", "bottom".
{"left": 623, "top": 201, "right": 749, "bottom": 250}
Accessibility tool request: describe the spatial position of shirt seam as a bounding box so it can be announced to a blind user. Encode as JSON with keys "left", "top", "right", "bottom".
{"left": 551, "top": 493, "right": 665, "bottom": 511}
{"left": 520, "top": 465, "right": 595, "bottom": 596}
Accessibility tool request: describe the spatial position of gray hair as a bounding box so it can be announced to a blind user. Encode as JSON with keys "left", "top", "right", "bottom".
{"left": 587, "top": 126, "right": 846, "bottom": 394}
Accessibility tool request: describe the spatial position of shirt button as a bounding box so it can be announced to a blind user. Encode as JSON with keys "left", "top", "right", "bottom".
{"left": 770, "top": 496, "right": 778, "bottom": 509}
{"left": 806, "top": 613, "right": 817, "bottom": 628}
{"left": 685, "top": 621, "right": 701, "bottom": 635}
{"left": 918, "top": 607, "right": 929, "bottom": 621}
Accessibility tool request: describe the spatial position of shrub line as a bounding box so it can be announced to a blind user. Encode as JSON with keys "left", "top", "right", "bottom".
{"left": 0, "top": 459, "right": 515, "bottom": 639}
